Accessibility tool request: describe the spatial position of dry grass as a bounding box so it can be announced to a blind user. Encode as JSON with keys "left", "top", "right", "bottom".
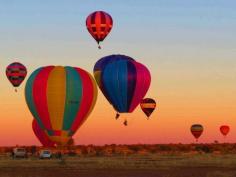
{"left": 0, "top": 154, "right": 235, "bottom": 177}
{"left": 1, "top": 144, "right": 236, "bottom": 177}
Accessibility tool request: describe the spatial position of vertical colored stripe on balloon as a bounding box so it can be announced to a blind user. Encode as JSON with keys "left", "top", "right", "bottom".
{"left": 105, "top": 12, "right": 112, "bottom": 34}
{"left": 126, "top": 61, "right": 137, "bottom": 112}
{"left": 91, "top": 12, "right": 96, "bottom": 25}
{"left": 32, "top": 66, "right": 54, "bottom": 131}
{"left": 96, "top": 11, "right": 102, "bottom": 39}
{"left": 77, "top": 71, "right": 98, "bottom": 128}
{"left": 102, "top": 61, "right": 122, "bottom": 112}
{"left": 46, "top": 66, "right": 66, "bottom": 132}
{"left": 86, "top": 72, "right": 98, "bottom": 117}
{"left": 62, "top": 66, "right": 82, "bottom": 131}
{"left": 25, "top": 68, "right": 45, "bottom": 129}
{"left": 129, "top": 62, "right": 151, "bottom": 112}
{"left": 70, "top": 68, "right": 96, "bottom": 133}
{"left": 118, "top": 60, "right": 128, "bottom": 111}
{"left": 94, "top": 71, "right": 102, "bottom": 87}
{"left": 103, "top": 60, "right": 129, "bottom": 112}
{"left": 100, "top": 11, "right": 106, "bottom": 39}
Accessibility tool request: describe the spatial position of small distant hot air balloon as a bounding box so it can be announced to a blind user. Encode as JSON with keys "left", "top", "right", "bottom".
{"left": 93, "top": 55, "right": 151, "bottom": 125}
{"left": 25, "top": 66, "right": 97, "bottom": 146}
{"left": 220, "top": 125, "right": 230, "bottom": 137}
{"left": 86, "top": 11, "right": 113, "bottom": 49}
{"left": 140, "top": 98, "right": 156, "bottom": 118}
{"left": 6, "top": 62, "right": 27, "bottom": 92}
{"left": 32, "top": 119, "right": 55, "bottom": 147}
{"left": 191, "top": 124, "right": 203, "bottom": 142}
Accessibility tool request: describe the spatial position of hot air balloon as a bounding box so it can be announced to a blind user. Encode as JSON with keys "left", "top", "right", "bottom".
{"left": 6, "top": 62, "right": 27, "bottom": 92}
{"left": 25, "top": 66, "right": 97, "bottom": 146}
{"left": 140, "top": 98, "right": 156, "bottom": 118}
{"left": 94, "top": 55, "right": 134, "bottom": 105}
{"left": 93, "top": 55, "right": 151, "bottom": 124}
{"left": 86, "top": 11, "right": 113, "bottom": 49}
{"left": 32, "top": 119, "right": 55, "bottom": 147}
{"left": 191, "top": 124, "right": 203, "bottom": 142}
{"left": 220, "top": 125, "right": 230, "bottom": 137}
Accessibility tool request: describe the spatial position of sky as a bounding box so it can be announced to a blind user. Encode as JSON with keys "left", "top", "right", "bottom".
{"left": 0, "top": 0, "right": 236, "bottom": 146}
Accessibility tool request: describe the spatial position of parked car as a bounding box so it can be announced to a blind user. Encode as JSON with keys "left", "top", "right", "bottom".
{"left": 12, "top": 148, "right": 27, "bottom": 158}
{"left": 39, "top": 150, "right": 52, "bottom": 159}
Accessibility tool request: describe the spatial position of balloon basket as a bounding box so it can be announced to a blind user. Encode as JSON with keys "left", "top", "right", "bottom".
{"left": 115, "top": 113, "right": 120, "bottom": 119}
{"left": 123, "top": 119, "right": 128, "bottom": 126}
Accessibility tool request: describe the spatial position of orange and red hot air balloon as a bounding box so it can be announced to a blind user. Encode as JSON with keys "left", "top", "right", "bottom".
{"left": 220, "top": 125, "right": 230, "bottom": 137}
{"left": 6, "top": 62, "right": 27, "bottom": 92}
{"left": 86, "top": 11, "right": 113, "bottom": 49}
{"left": 191, "top": 124, "right": 203, "bottom": 142}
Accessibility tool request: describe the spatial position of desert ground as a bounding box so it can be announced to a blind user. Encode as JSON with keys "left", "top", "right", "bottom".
{"left": 0, "top": 153, "right": 236, "bottom": 177}
{"left": 0, "top": 144, "right": 236, "bottom": 177}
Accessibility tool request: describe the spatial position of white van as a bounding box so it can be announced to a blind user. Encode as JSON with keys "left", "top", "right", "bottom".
{"left": 13, "top": 148, "right": 27, "bottom": 158}
{"left": 39, "top": 150, "right": 52, "bottom": 159}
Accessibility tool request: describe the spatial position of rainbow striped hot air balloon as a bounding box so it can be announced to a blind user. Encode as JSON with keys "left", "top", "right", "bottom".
{"left": 25, "top": 66, "right": 97, "bottom": 146}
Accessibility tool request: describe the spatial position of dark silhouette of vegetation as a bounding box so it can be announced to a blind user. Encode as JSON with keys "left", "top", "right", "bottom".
{"left": 1, "top": 143, "right": 236, "bottom": 157}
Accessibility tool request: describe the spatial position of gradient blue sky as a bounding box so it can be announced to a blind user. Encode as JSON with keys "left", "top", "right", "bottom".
{"left": 0, "top": 1, "right": 236, "bottom": 145}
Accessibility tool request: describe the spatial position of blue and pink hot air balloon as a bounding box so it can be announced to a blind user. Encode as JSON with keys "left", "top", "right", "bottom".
{"left": 93, "top": 55, "right": 151, "bottom": 125}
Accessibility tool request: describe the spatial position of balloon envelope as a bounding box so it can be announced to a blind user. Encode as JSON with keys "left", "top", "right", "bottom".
{"left": 220, "top": 125, "right": 230, "bottom": 136}
{"left": 86, "top": 11, "right": 113, "bottom": 47}
{"left": 94, "top": 55, "right": 135, "bottom": 103}
{"left": 94, "top": 55, "right": 151, "bottom": 113}
{"left": 191, "top": 124, "right": 203, "bottom": 141}
{"left": 25, "top": 66, "right": 97, "bottom": 146}
{"left": 6, "top": 62, "right": 27, "bottom": 88}
{"left": 32, "top": 119, "right": 55, "bottom": 147}
{"left": 140, "top": 98, "right": 156, "bottom": 118}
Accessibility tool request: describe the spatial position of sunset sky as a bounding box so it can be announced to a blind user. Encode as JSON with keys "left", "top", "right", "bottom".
{"left": 0, "top": 0, "right": 236, "bottom": 146}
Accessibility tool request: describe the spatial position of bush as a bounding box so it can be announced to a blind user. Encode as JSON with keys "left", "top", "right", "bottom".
{"left": 195, "top": 145, "right": 212, "bottom": 153}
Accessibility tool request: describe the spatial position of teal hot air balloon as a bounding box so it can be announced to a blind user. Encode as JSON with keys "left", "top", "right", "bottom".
{"left": 25, "top": 66, "right": 97, "bottom": 145}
